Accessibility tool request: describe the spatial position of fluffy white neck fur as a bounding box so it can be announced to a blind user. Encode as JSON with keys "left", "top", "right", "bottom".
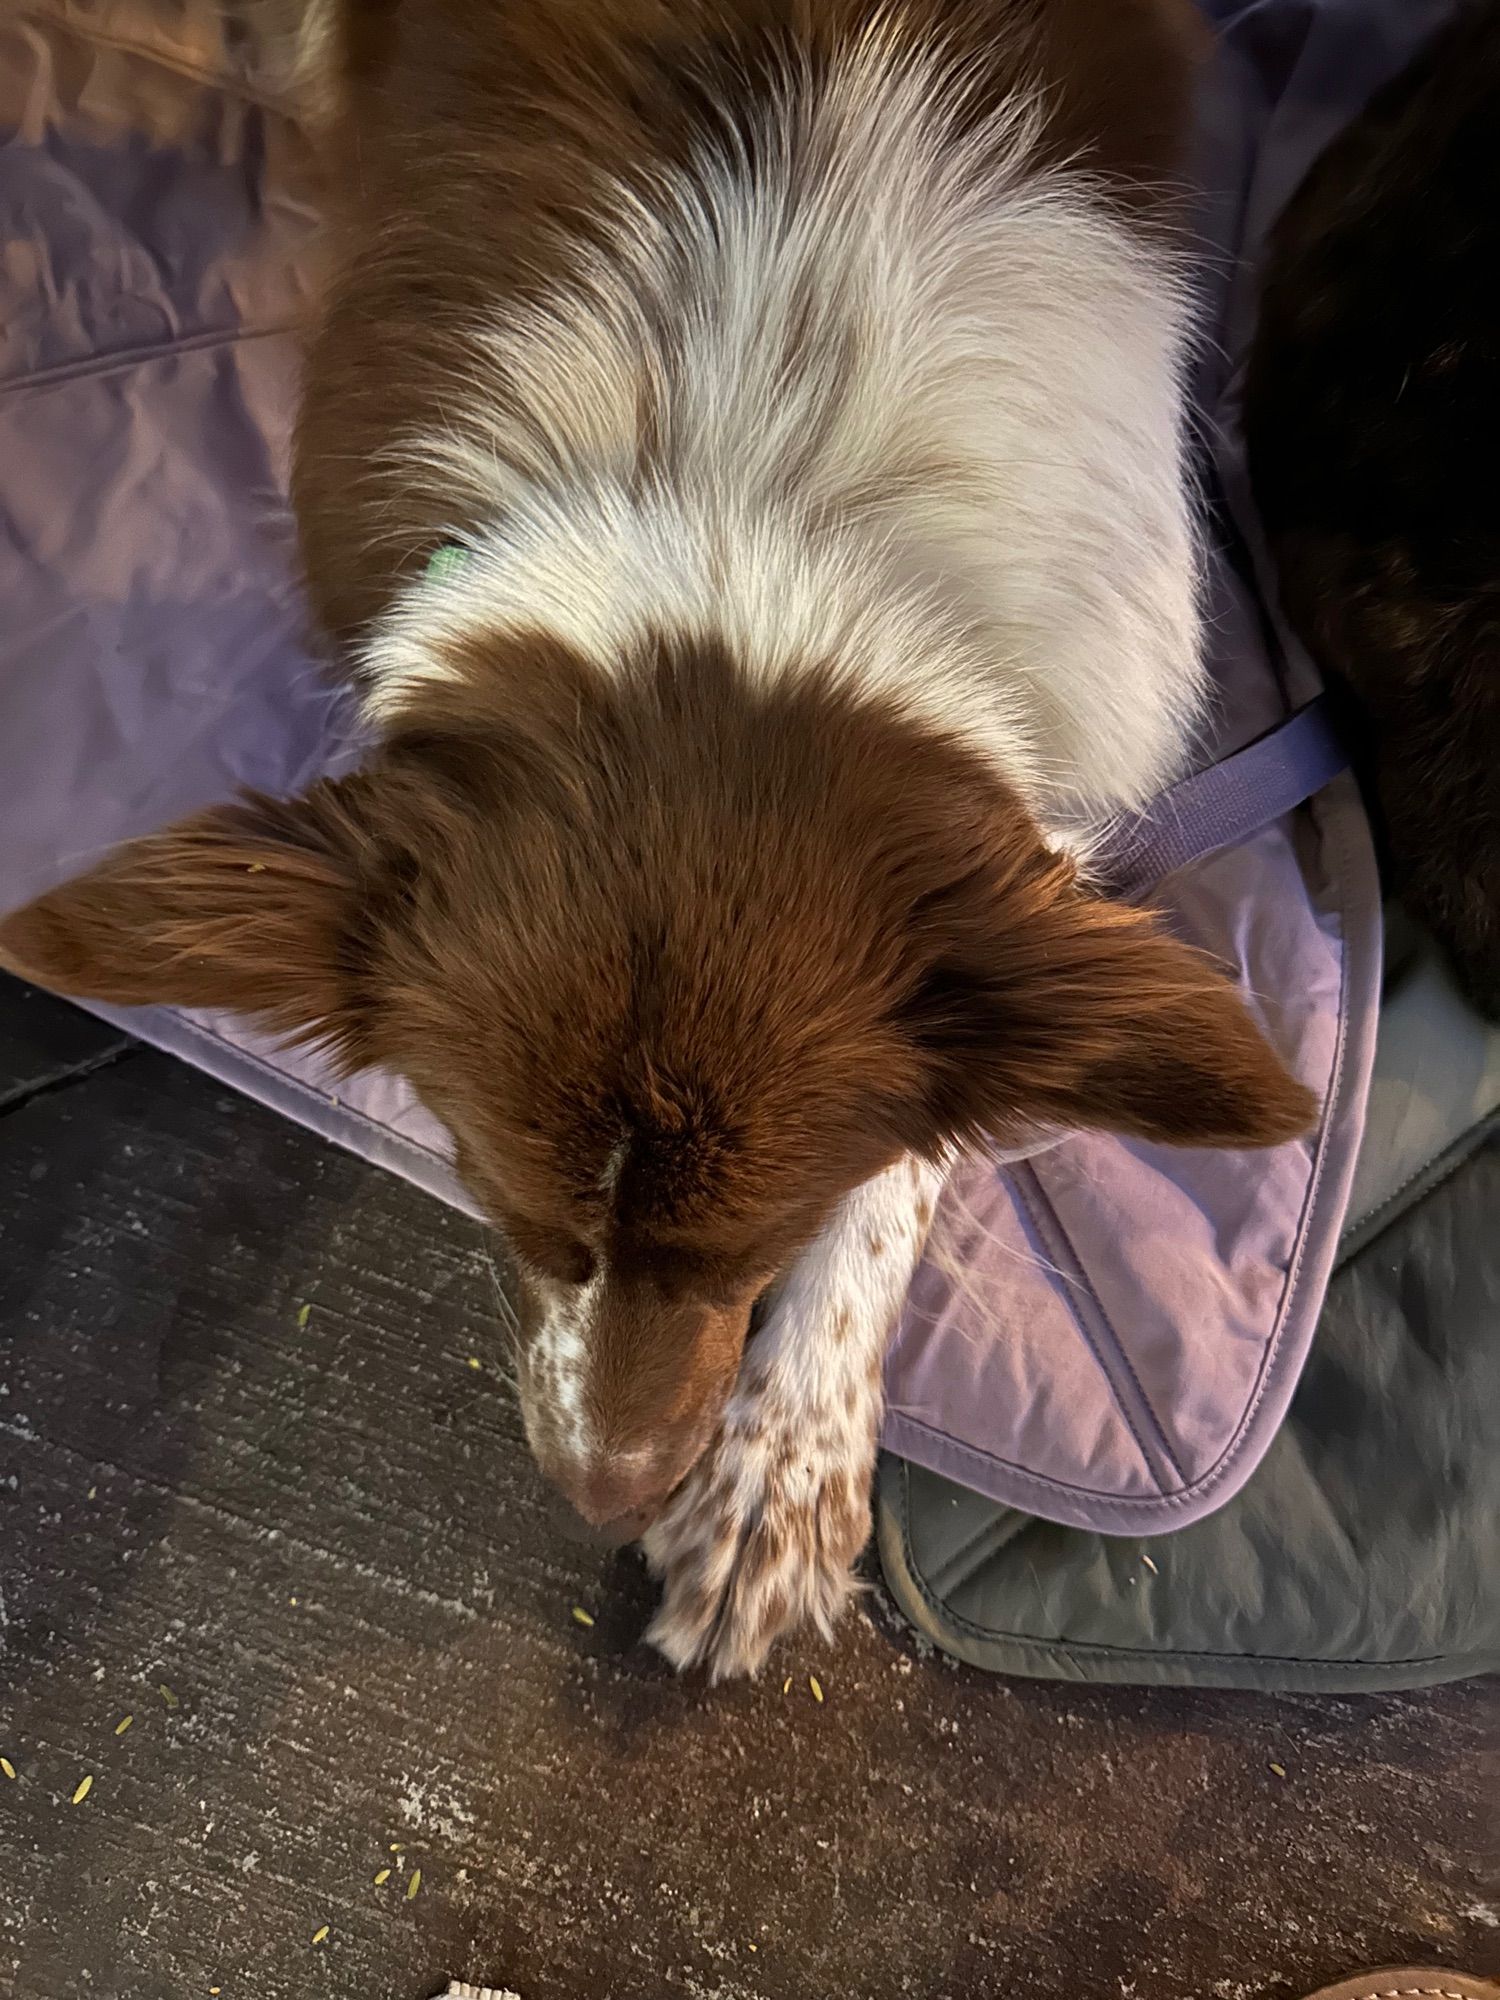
{"left": 362, "top": 29, "right": 1204, "bottom": 836}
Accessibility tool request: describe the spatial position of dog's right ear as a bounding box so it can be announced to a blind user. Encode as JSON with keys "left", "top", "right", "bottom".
{"left": 0, "top": 781, "right": 379, "bottom": 1057}
{"left": 893, "top": 821, "right": 1318, "bottom": 1155}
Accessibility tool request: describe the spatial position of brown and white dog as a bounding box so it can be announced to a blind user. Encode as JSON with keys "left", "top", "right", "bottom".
{"left": 0, "top": 0, "right": 1315, "bottom": 1676}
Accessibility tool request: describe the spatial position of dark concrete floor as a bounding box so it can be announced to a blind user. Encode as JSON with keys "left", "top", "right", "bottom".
{"left": 1, "top": 973, "right": 1496, "bottom": 2000}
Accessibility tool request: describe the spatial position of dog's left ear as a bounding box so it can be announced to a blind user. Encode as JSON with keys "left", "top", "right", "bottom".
{"left": 0, "top": 781, "right": 379, "bottom": 1055}
{"left": 901, "top": 873, "right": 1318, "bottom": 1151}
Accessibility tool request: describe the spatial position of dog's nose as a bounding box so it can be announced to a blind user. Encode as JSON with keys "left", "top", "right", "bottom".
{"left": 541, "top": 1443, "right": 691, "bottom": 1539}
{"left": 568, "top": 1460, "right": 669, "bottom": 1531}
{"left": 543, "top": 1487, "right": 658, "bottom": 1548}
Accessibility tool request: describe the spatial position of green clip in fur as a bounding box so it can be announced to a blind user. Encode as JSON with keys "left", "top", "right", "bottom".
{"left": 425, "top": 543, "right": 468, "bottom": 584}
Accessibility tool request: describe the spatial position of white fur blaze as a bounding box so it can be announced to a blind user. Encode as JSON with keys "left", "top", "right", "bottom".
{"left": 521, "top": 1271, "right": 602, "bottom": 1471}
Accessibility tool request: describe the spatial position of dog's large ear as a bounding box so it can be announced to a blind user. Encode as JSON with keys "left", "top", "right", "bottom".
{"left": 0, "top": 781, "right": 379, "bottom": 1056}
{"left": 902, "top": 868, "right": 1318, "bottom": 1151}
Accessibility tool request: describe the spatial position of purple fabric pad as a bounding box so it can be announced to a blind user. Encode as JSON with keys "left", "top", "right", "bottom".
{"left": 0, "top": 0, "right": 1433, "bottom": 1530}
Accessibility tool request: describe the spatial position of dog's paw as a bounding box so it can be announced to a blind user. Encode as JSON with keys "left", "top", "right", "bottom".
{"left": 641, "top": 1415, "right": 872, "bottom": 1681}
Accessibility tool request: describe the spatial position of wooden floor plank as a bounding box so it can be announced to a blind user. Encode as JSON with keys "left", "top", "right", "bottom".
{"left": 1, "top": 1028, "right": 1496, "bottom": 2000}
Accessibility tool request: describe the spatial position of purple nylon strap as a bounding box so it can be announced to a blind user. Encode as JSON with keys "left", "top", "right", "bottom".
{"left": 1097, "top": 697, "right": 1348, "bottom": 900}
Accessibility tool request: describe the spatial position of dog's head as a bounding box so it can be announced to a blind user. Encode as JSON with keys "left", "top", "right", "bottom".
{"left": 0, "top": 634, "right": 1315, "bottom": 1528}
